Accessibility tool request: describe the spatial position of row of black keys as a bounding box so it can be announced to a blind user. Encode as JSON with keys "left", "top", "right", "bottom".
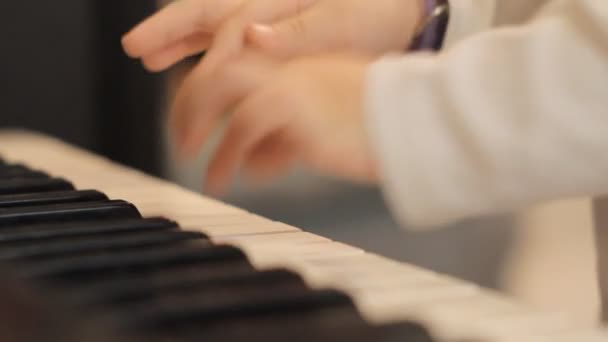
{"left": 0, "top": 158, "right": 437, "bottom": 342}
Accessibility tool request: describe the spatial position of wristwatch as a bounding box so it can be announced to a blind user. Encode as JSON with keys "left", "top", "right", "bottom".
{"left": 409, "top": 0, "right": 450, "bottom": 51}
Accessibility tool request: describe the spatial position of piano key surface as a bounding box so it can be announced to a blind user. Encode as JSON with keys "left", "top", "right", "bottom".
{"left": 0, "top": 129, "right": 607, "bottom": 342}
{"left": 0, "top": 190, "right": 108, "bottom": 208}
{"left": 0, "top": 218, "right": 181, "bottom": 244}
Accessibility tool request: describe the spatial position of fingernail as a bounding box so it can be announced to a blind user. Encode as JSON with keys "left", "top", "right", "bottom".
{"left": 247, "top": 24, "right": 277, "bottom": 48}
{"left": 250, "top": 23, "right": 274, "bottom": 35}
{"left": 247, "top": 24, "right": 277, "bottom": 50}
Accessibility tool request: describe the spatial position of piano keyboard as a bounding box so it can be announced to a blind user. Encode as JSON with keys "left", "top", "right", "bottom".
{"left": 0, "top": 130, "right": 606, "bottom": 342}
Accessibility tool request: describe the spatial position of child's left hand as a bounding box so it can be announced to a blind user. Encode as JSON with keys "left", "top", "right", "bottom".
{"left": 173, "top": 52, "right": 377, "bottom": 194}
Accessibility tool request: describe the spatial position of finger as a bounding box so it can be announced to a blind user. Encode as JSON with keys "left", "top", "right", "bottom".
{"left": 243, "top": 133, "right": 295, "bottom": 182}
{"left": 169, "top": 67, "right": 237, "bottom": 159}
{"left": 122, "top": 0, "right": 241, "bottom": 58}
{"left": 200, "top": 0, "right": 316, "bottom": 72}
{"left": 204, "top": 89, "right": 289, "bottom": 194}
{"left": 300, "top": 140, "right": 378, "bottom": 184}
{"left": 141, "top": 32, "right": 211, "bottom": 72}
{"left": 245, "top": 5, "right": 338, "bottom": 58}
{"left": 169, "top": 65, "right": 223, "bottom": 158}
{"left": 171, "top": 53, "right": 276, "bottom": 158}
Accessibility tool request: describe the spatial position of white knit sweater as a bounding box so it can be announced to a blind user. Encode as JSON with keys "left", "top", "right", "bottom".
{"left": 365, "top": 0, "right": 608, "bottom": 228}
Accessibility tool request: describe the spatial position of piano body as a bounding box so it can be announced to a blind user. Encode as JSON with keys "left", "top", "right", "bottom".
{"left": 0, "top": 130, "right": 606, "bottom": 342}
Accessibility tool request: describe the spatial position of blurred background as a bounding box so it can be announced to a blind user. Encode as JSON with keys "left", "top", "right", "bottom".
{"left": 0, "top": 0, "right": 600, "bottom": 328}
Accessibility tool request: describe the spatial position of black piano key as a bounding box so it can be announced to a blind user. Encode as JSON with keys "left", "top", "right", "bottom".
{"left": 371, "top": 323, "right": 437, "bottom": 342}
{"left": 0, "top": 190, "right": 107, "bottom": 208}
{"left": 0, "top": 218, "right": 179, "bottom": 244}
{"left": 0, "top": 167, "right": 49, "bottom": 179}
{"left": 0, "top": 266, "right": 145, "bottom": 342}
{"left": 82, "top": 268, "right": 305, "bottom": 308}
{"left": 19, "top": 244, "right": 250, "bottom": 282}
{"left": 0, "top": 230, "right": 207, "bottom": 261}
{"left": 212, "top": 318, "right": 433, "bottom": 342}
{"left": 180, "top": 308, "right": 435, "bottom": 342}
{"left": 0, "top": 200, "right": 140, "bottom": 227}
{"left": 65, "top": 261, "right": 254, "bottom": 307}
{"left": 122, "top": 288, "right": 355, "bottom": 332}
{"left": 140, "top": 304, "right": 359, "bottom": 341}
{"left": 0, "top": 163, "right": 30, "bottom": 172}
{"left": 0, "top": 177, "right": 74, "bottom": 195}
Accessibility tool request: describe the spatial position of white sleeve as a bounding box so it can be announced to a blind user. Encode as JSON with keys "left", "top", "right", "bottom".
{"left": 441, "top": 0, "right": 497, "bottom": 47}
{"left": 443, "top": 0, "right": 552, "bottom": 47}
{"left": 364, "top": 0, "right": 608, "bottom": 229}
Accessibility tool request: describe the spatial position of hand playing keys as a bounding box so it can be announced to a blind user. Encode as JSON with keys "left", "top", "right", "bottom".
{"left": 122, "top": 0, "right": 424, "bottom": 194}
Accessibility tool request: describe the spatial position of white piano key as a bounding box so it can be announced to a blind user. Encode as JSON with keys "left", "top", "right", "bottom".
{"left": 185, "top": 221, "right": 301, "bottom": 237}
{"left": 214, "top": 231, "right": 330, "bottom": 246}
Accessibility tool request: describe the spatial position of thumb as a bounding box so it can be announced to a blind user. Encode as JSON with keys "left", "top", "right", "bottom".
{"left": 246, "top": 7, "right": 335, "bottom": 58}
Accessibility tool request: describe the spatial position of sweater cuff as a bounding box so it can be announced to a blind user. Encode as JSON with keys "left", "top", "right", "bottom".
{"left": 441, "top": 0, "right": 497, "bottom": 48}
{"left": 364, "top": 54, "right": 472, "bottom": 229}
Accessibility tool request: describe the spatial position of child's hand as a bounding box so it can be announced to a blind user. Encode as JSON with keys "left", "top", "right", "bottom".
{"left": 173, "top": 52, "right": 376, "bottom": 194}
{"left": 122, "top": 0, "right": 423, "bottom": 72}
{"left": 204, "top": 0, "right": 423, "bottom": 71}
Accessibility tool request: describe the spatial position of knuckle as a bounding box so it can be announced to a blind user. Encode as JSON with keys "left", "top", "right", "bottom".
{"left": 182, "top": 32, "right": 207, "bottom": 50}
{"left": 192, "top": 14, "right": 214, "bottom": 32}
{"left": 190, "top": 2, "right": 219, "bottom": 32}
{"left": 159, "top": 27, "right": 181, "bottom": 47}
{"left": 286, "top": 17, "right": 306, "bottom": 36}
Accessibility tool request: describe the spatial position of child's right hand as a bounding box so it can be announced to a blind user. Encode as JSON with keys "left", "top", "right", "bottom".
{"left": 122, "top": 0, "right": 424, "bottom": 72}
